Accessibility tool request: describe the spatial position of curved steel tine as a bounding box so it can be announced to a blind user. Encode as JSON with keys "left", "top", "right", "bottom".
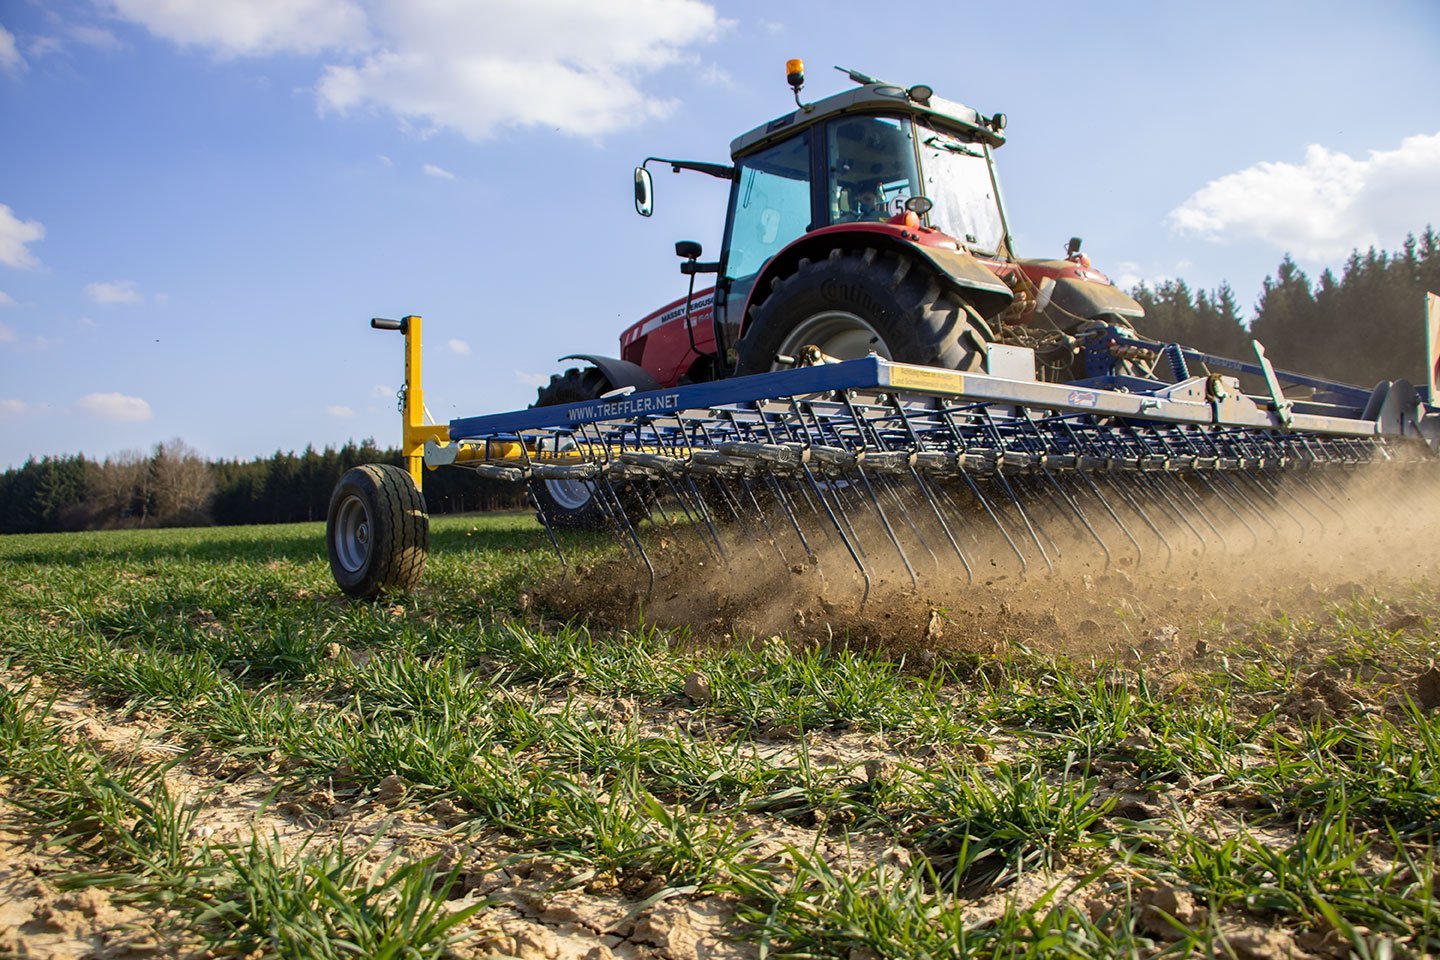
{"left": 800, "top": 463, "right": 871, "bottom": 603}
{"left": 909, "top": 467, "right": 974, "bottom": 584}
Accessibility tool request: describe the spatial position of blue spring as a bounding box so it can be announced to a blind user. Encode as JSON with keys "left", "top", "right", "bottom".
{"left": 1163, "top": 343, "right": 1190, "bottom": 382}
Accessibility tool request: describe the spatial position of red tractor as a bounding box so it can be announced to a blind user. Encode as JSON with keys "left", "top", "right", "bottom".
{"left": 534, "top": 62, "right": 1147, "bottom": 527}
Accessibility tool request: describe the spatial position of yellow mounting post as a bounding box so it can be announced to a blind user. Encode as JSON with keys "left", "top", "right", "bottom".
{"left": 395, "top": 315, "right": 448, "bottom": 491}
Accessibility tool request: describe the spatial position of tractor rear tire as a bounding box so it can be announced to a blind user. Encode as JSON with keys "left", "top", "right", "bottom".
{"left": 735, "top": 247, "right": 994, "bottom": 376}
{"left": 531, "top": 367, "right": 624, "bottom": 531}
{"left": 326, "top": 464, "right": 428, "bottom": 599}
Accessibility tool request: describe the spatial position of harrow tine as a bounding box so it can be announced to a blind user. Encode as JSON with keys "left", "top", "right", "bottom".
{"left": 740, "top": 476, "right": 792, "bottom": 567}
{"left": 972, "top": 409, "right": 1054, "bottom": 574}
{"left": 909, "top": 466, "right": 975, "bottom": 584}
{"left": 446, "top": 351, "right": 1433, "bottom": 609}
{"left": 527, "top": 482, "right": 570, "bottom": 578}
{"left": 1099, "top": 470, "right": 1173, "bottom": 569}
{"left": 877, "top": 470, "right": 943, "bottom": 575}
{"left": 854, "top": 463, "right": 919, "bottom": 588}
{"left": 1021, "top": 412, "right": 1118, "bottom": 569}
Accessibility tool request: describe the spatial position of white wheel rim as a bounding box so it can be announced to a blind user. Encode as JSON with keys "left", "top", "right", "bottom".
{"left": 774, "top": 311, "right": 893, "bottom": 369}
{"left": 544, "top": 434, "right": 596, "bottom": 512}
{"left": 333, "top": 495, "right": 371, "bottom": 573}
{"left": 545, "top": 476, "right": 596, "bottom": 511}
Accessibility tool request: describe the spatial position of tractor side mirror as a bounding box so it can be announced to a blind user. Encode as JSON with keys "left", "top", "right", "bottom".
{"left": 634, "top": 166, "right": 654, "bottom": 217}
{"left": 1066, "top": 236, "right": 1083, "bottom": 257}
{"left": 675, "top": 240, "right": 702, "bottom": 260}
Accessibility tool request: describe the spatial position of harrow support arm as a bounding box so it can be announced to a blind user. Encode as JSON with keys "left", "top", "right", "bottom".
{"left": 371, "top": 315, "right": 448, "bottom": 490}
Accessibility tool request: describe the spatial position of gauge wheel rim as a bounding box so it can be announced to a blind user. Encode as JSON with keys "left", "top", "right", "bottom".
{"left": 333, "top": 494, "right": 371, "bottom": 574}
{"left": 545, "top": 476, "right": 597, "bottom": 511}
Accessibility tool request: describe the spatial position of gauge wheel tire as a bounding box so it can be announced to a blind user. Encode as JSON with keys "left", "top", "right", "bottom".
{"left": 735, "top": 247, "right": 995, "bottom": 376}
{"left": 531, "top": 367, "right": 648, "bottom": 531}
{"left": 326, "top": 463, "right": 428, "bottom": 599}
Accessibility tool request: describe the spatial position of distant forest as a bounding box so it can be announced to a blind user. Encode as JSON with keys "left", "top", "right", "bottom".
{"left": 2, "top": 228, "right": 1437, "bottom": 535}
{"left": 0, "top": 440, "right": 527, "bottom": 535}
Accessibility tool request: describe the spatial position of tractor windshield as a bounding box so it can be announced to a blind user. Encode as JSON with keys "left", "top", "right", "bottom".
{"left": 917, "top": 123, "right": 1007, "bottom": 256}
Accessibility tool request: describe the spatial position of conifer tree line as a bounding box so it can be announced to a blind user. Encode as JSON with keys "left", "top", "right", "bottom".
{"left": 0, "top": 440, "right": 526, "bottom": 534}
{"left": 1129, "top": 227, "right": 1439, "bottom": 386}
{"left": 2, "top": 228, "right": 1437, "bottom": 535}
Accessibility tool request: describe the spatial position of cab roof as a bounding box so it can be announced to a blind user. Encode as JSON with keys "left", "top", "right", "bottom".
{"left": 729, "top": 82, "right": 1006, "bottom": 160}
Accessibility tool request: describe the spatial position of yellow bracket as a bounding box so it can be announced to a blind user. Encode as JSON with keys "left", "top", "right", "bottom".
{"left": 381, "top": 315, "right": 449, "bottom": 491}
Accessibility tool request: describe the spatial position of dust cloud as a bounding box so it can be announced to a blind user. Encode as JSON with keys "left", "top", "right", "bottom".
{"left": 538, "top": 465, "right": 1440, "bottom": 655}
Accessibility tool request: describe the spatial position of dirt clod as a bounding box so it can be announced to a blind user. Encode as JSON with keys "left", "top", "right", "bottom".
{"left": 1384, "top": 611, "right": 1424, "bottom": 632}
{"left": 1221, "top": 925, "right": 1299, "bottom": 960}
{"left": 1413, "top": 666, "right": 1440, "bottom": 710}
{"left": 682, "top": 671, "right": 712, "bottom": 704}
{"left": 1138, "top": 884, "right": 1206, "bottom": 940}
{"left": 862, "top": 758, "right": 895, "bottom": 783}
{"left": 373, "top": 774, "right": 407, "bottom": 804}
{"left": 632, "top": 904, "right": 700, "bottom": 959}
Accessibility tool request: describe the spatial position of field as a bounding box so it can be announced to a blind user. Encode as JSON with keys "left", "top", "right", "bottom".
{"left": 1, "top": 509, "right": 1438, "bottom": 959}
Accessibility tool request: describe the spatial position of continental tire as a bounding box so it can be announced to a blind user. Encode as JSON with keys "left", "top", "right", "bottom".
{"left": 736, "top": 247, "right": 994, "bottom": 376}
{"left": 531, "top": 367, "right": 620, "bottom": 530}
{"left": 326, "top": 464, "right": 428, "bottom": 599}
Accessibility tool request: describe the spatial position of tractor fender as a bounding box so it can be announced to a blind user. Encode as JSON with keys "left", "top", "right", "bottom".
{"left": 558, "top": 354, "right": 662, "bottom": 393}
{"left": 1040, "top": 277, "right": 1145, "bottom": 330}
{"left": 740, "top": 231, "right": 1014, "bottom": 340}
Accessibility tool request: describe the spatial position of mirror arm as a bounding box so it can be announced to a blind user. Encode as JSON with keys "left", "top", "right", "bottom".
{"left": 644, "top": 157, "right": 736, "bottom": 181}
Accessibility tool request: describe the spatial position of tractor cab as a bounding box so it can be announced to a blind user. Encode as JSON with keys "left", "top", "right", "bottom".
{"left": 627, "top": 61, "right": 1143, "bottom": 390}
{"left": 712, "top": 69, "right": 1013, "bottom": 365}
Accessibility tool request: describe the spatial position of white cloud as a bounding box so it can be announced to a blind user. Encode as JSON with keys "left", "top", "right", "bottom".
{"left": 0, "top": 25, "right": 24, "bottom": 74}
{"left": 326, "top": 404, "right": 354, "bottom": 417}
{"left": 514, "top": 370, "right": 551, "bottom": 388}
{"left": 371, "top": 384, "right": 393, "bottom": 398}
{"left": 447, "top": 338, "right": 471, "bottom": 355}
{"left": 67, "top": 24, "right": 123, "bottom": 49}
{"left": 106, "top": 0, "right": 369, "bottom": 57}
{"left": 422, "top": 163, "right": 455, "bottom": 180}
{"left": 76, "top": 392, "right": 152, "bottom": 421}
{"left": 318, "top": 0, "right": 721, "bottom": 139}
{"left": 24, "top": 20, "right": 123, "bottom": 59}
{"left": 760, "top": 19, "right": 784, "bottom": 34}
{"left": 107, "top": 0, "right": 722, "bottom": 140}
{"left": 1112, "top": 261, "right": 1144, "bottom": 291}
{"left": 0, "top": 319, "right": 15, "bottom": 343}
{"left": 0, "top": 290, "right": 14, "bottom": 307}
{"left": 0, "top": 204, "right": 44, "bottom": 269}
{"left": 85, "top": 280, "right": 144, "bottom": 304}
{"left": 26, "top": 36, "right": 63, "bottom": 59}
{"left": 1170, "top": 131, "right": 1440, "bottom": 261}
{"left": 0, "top": 399, "right": 27, "bottom": 416}
{"left": 698, "top": 63, "right": 732, "bottom": 87}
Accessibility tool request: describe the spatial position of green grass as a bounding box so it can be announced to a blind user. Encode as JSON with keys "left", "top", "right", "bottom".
{"left": 1, "top": 515, "right": 1438, "bottom": 958}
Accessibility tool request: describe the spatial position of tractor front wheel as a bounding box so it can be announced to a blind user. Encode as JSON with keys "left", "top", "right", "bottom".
{"left": 326, "top": 464, "right": 428, "bottom": 599}
{"left": 735, "top": 247, "right": 994, "bottom": 375}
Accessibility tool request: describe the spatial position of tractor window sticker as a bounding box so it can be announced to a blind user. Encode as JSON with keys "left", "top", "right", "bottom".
{"left": 725, "top": 132, "right": 812, "bottom": 280}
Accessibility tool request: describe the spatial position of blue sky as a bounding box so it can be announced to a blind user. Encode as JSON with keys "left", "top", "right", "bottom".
{"left": 1, "top": 0, "right": 1437, "bottom": 469}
